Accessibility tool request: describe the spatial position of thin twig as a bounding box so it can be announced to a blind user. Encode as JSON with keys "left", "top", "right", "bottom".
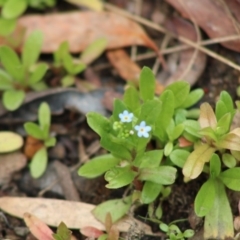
{"left": 104, "top": 2, "right": 240, "bottom": 71}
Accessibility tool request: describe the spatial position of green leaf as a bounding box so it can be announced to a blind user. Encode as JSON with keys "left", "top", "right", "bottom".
{"left": 2, "top": 0, "right": 27, "bottom": 19}
{"left": 169, "top": 149, "right": 190, "bottom": 168}
{"left": 139, "top": 99, "right": 162, "bottom": 125}
{"left": 219, "top": 91, "right": 234, "bottom": 112}
{"left": 183, "top": 120, "right": 201, "bottom": 138}
{"left": 181, "top": 89, "right": 204, "bottom": 109}
{"left": 61, "top": 75, "right": 75, "bottom": 87}
{"left": 134, "top": 150, "right": 163, "bottom": 168}
{"left": 44, "top": 137, "right": 56, "bottom": 147}
{"left": 222, "top": 153, "right": 236, "bottom": 168}
{"left": 204, "top": 180, "right": 233, "bottom": 239}
{"left": 93, "top": 196, "right": 131, "bottom": 223}
{"left": 78, "top": 154, "right": 120, "bottom": 178}
{"left": 62, "top": 53, "right": 74, "bottom": 73}
{"left": 80, "top": 37, "right": 108, "bottom": 65}
{"left": 167, "top": 123, "right": 184, "bottom": 141}
{"left": 30, "top": 147, "right": 48, "bottom": 178}
{"left": 105, "top": 166, "right": 136, "bottom": 189}
{"left": 0, "top": 131, "right": 23, "bottom": 153}
{"left": 183, "top": 230, "right": 194, "bottom": 238}
{"left": 54, "top": 41, "right": 69, "bottom": 66}
{"left": 164, "top": 141, "right": 173, "bottom": 157}
{"left": 138, "top": 166, "right": 177, "bottom": 185}
{"left": 215, "top": 113, "right": 231, "bottom": 136}
{"left": 183, "top": 144, "right": 216, "bottom": 179}
{"left": 194, "top": 179, "right": 216, "bottom": 217}
{"left": 199, "top": 127, "right": 217, "bottom": 142}
{"left": 0, "top": 46, "right": 24, "bottom": 81}
{"left": 87, "top": 112, "right": 110, "bottom": 137}
{"left": 0, "top": 18, "right": 16, "bottom": 36}
{"left": 209, "top": 154, "right": 221, "bottom": 178}
{"left": 24, "top": 122, "right": 45, "bottom": 139}
{"left": 165, "top": 81, "right": 190, "bottom": 108}
{"left": 139, "top": 66, "right": 155, "bottom": 101}
{"left": 141, "top": 181, "right": 162, "bottom": 204}
{"left": 123, "top": 86, "right": 140, "bottom": 112}
{"left": 219, "top": 167, "right": 240, "bottom": 191}
{"left": 22, "top": 30, "right": 43, "bottom": 68}
{"left": 38, "top": 102, "right": 51, "bottom": 130}
{"left": 3, "top": 89, "right": 25, "bottom": 111}
{"left": 100, "top": 135, "right": 132, "bottom": 160}
{"left": 53, "top": 222, "right": 72, "bottom": 240}
{"left": 0, "top": 69, "right": 13, "bottom": 90}
{"left": 112, "top": 99, "right": 128, "bottom": 121}
{"left": 72, "top": 62, "right": 86, "bottom": 75}
{"left": 155, "top": 90, "right": 174, "bottom": 141}
{"left": 29, "top": 63, "right": 48, "bottom": 85}
{"left": 215, "top": 100, "right": 228, "bottom": 121}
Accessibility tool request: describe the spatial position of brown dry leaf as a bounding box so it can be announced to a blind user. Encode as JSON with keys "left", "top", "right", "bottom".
{"left": 158, "top": 16, "right": 206, "bottom": 86}
{"left": 12, "top": 11, "right": 159, "bottom": 53}
{"left": 0, "top": 152, "right": 27, "bottom": 185}
{"left": 24, "top": 136, "right": 44, "bottom": 159}
{"left": 165, "top": 0, "right": 240, "bottom": 52}
{"left": 0, "top": 197, "right": 153, "bottom": 234}
{"left": 106, "top": 49, "right": 141, "bottom": 85}
{"left": 24, "top": 212, "right": 54, "bottom": 240}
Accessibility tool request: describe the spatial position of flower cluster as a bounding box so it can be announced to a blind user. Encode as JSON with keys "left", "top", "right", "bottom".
{"left": 118, "top": 110, "right": 151, "bottom": 138}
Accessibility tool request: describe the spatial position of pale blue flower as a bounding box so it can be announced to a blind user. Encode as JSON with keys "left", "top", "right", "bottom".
{"left": 119, "top": 110, "right": 134, "bottom": 123}
{"left": 134, "top": 121, "right": 151, "bottom": 138}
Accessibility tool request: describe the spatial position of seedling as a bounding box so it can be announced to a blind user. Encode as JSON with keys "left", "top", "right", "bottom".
{"left": 53, "top": 38, "right": 107, "bottom": 87}
{"left": 159, "top": 222, "right": 194, "bottom": 240}
{"left": 24, "top": 102, "right": 56, "bottom": 178}
{"left": 0, "top": 30, "right": 48, "bottom": 111}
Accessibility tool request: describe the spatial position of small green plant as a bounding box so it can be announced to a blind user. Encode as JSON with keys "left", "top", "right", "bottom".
{"left": 24, "top": 102, "right": 56, "bottom": 178}
{"left": 78, "top": 66, "right": 240, "bottom": 239}
{"left": 53, "top": 38, "right": 107, "bottom": 87}
{"left": 159, "top": 222, "right": 194, "bottom": 240}
{"left": 0, "top": 30, "right": 48, "bottom": 111}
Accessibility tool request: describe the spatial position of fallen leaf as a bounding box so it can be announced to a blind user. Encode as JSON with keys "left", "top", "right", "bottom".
{"left": 11, "top": 11, "right": 159, "bottom": 53}
{"left": 24, "top": 212, "right": 54, "bottom": 240}
{"left": 0, "top": 197, "right": 153, "bottom": 235}
{"left": 158, "top": 16, "right": 206, "bottom": 86}
{"left": 24, "top": 136, "right": 44, "bottom": 159}
{"left": 0, "top": 152, "right": 27, "bottom": 185}
{"left": 106, "top": 49, "right": 141, "bottom": 84}
{"left": 165, "top": 0, "right": 240, "bottom": 52}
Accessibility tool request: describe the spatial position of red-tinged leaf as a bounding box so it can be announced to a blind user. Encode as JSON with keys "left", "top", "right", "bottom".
{"left": 80, "top": 226, "right": 104, "bottom": 238}
{"left": 217, "top": 133, "right": 240, "bottom": 151}
{"left": 199, "top": 103, "right": 217, "bottom": 129}
{"left": 183, "top": 144, "right": 216, "bottom": 179}
{"left": 14, "top": 12, "right": 159, "bottom": 53}
{"left": 23, "top": 212, "right": 54, "bottom": 240}
{"left": 178, "top": 137, "right": 193, "bottom": 147}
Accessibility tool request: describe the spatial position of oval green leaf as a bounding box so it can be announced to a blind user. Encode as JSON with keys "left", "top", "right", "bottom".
{"left": 3, "top": 89, "right": 25, "bottom": 111}
{"left": 141, "top": 181, "right": 162, "bottom": 204}
{"left": 78, "top": 154, "right": 120, "bottom": 178}
{"left": 0, "top": 131, "right": 23, "bottom": 153}
{"left": 2, "top": 0, "right": 27, "bottom": 19}
{"left": 30, "top": 147, "right": 47, "bottom": 178}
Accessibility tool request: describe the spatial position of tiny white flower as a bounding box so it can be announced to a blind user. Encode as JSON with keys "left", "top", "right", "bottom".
{"left": 129, "top": 130, "right": 134, "bottom": 135}
{"left": 134, "top": 121, "right": 151, "bottom": 138}
{"left": 119, "top": 110, "right": 134, "bottom": 123}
